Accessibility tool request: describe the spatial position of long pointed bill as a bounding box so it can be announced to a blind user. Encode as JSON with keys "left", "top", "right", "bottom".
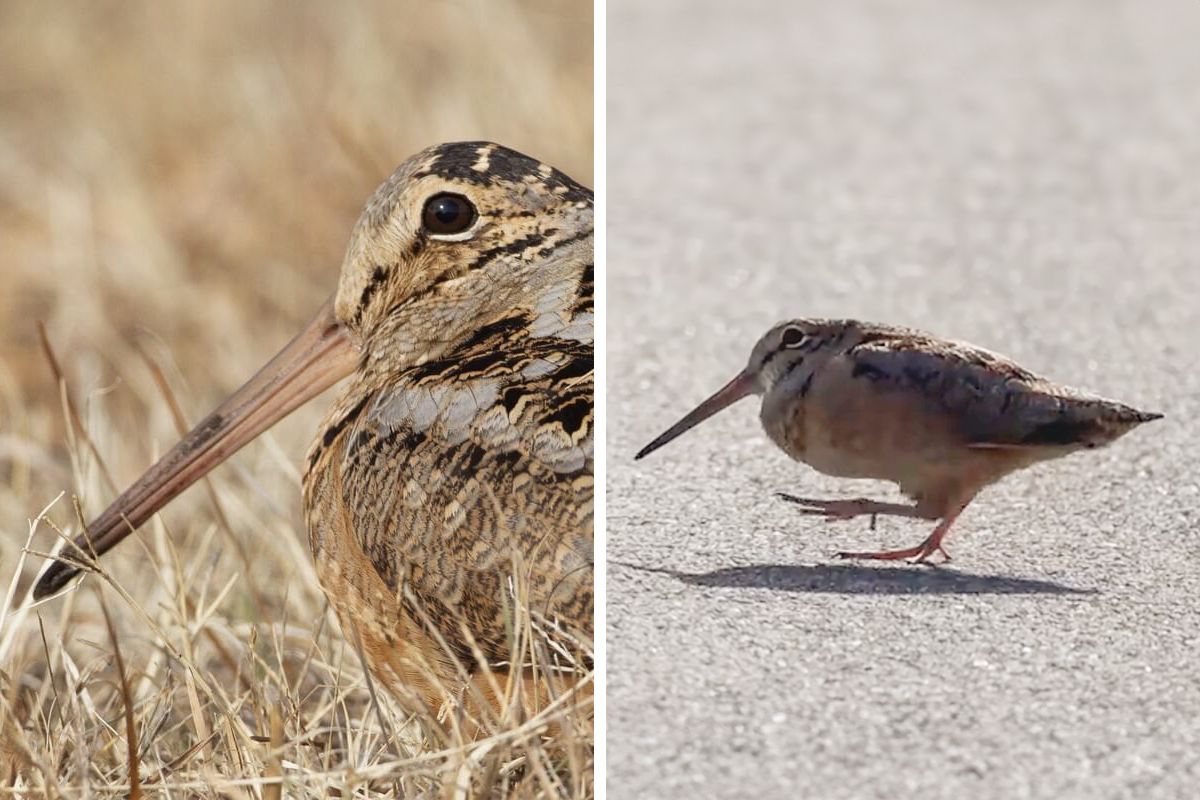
{"left": 33, "top": 295, "right": 358, "bottom": 600}
{"left": 635, "top": 370, "right": 757, "bottom": 460}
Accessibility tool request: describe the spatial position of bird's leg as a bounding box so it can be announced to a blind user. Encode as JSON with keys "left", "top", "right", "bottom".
{"left": 835, "top": 502, "right": 967, "bottom": 563}
{"left": 775, "top": 494, "right": 930, "bottom": 525}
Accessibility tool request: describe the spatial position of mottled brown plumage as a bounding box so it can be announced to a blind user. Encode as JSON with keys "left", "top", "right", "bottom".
{"left": 637, "top": 319, "right": 1160, "bottom": 562}
{"left": 304, "top": 143, "right": 594, "bottom": 715}
{"left": 34, "top": 142, "right": 593, "bottom": 726}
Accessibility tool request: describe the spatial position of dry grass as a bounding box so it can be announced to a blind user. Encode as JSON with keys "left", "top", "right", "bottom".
{"left": 0, "top": 2, "right": 592, "bottom": 796}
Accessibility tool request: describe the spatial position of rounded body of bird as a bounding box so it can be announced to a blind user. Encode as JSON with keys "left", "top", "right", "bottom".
{"left": 759, "top": 320, "right": 1157, "bottom": 512}
{"left": 302, "top": 316, "right": 594, "bottom": 714}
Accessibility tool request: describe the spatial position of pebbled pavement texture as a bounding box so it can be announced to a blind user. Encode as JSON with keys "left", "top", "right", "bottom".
{"left": 607, "top": 2, "right": 1200, "bottom": 798}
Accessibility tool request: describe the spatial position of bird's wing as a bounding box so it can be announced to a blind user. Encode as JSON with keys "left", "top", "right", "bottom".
{"left": 333, "top": 313, "right": 593, "bottom": 664}
{"left": 845, "top": 333, "right": 1143, "bottom": 449}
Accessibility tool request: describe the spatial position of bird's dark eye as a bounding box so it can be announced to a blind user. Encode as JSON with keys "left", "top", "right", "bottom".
{"left": 421, "top": 193, "right": 477, "bottom": 235}
{"left": 781, "top": 327, "right": 807, "bottom": 348}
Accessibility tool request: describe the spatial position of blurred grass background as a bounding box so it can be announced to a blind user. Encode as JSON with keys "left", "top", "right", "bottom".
{"left": 0, "top": 1, "right": 591, "bottom": 795}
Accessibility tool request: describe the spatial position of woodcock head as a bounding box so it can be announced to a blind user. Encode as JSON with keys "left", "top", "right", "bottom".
{"left": 34, "top": 141, "right": 593, "bottom": 599}
{"left": 636, "top": 320, "right": 827, "bottom": 459}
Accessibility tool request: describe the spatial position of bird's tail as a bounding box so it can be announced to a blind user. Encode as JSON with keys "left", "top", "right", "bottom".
{"left": 1023, "top": 398, "right": 1162, "bottom": 449}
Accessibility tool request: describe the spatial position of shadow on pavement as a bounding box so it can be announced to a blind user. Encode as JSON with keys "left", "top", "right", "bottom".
{"left": 613, "top": 561, "right": 1096, "bottom": 595}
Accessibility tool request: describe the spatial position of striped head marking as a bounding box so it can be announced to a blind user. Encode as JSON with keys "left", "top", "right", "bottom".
{"left": 745, "top": 319, "right": 846, "bottom": 392}
{"left": 335, "top": 141, "right": 593, "bottom": 367}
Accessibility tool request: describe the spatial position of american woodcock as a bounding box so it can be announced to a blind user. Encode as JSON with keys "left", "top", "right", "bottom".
{"left": 34, "top": 141, "right": 593, "bottom": 724}
{"left": 637, "top": 320, "right": 1160, "bottom": 562}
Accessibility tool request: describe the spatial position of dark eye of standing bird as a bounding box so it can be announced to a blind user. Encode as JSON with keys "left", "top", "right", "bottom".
{"left": 781, "top": 327, "right": 807, "bottom": 348}
{"left": 422, "top": 193, "right": 477, "bottom": 235}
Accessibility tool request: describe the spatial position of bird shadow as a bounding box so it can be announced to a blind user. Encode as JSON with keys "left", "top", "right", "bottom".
{"left": 612, "top": 561, "right": 1097, "bottom": 596}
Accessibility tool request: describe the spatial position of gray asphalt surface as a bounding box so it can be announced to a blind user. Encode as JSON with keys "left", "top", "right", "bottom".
{"left": 607, "top": 3, "right": 1200, "bottom": 798}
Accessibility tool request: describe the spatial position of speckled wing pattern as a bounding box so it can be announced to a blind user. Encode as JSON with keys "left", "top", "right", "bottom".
{"left": 843, "top": 323, "right": 1157, "bottom": 449}
{"left": 328, "top": 268, "right": 593, "bottom": 664}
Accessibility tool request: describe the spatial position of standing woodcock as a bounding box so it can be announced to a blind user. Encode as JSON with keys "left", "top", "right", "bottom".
{"left": 34, "top": 142, "right": 594, "bottom": 727}
{"left": 637, "top": 320, "right": 1160, "bottom": 562}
